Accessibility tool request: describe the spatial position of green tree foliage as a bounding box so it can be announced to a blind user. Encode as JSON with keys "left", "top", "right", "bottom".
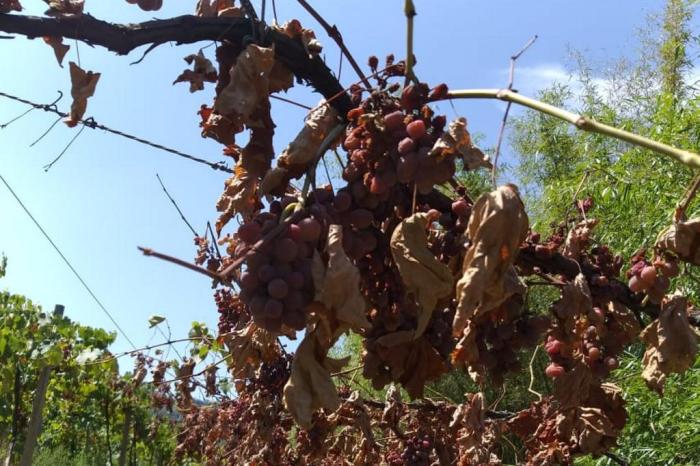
{"left": 510, "top": 1, "right": 700, "bottom": 463}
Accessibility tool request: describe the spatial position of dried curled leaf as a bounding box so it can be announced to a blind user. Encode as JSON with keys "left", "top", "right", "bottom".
{"left": 556, "top": 407, "right": 617, "bottom": 457}
{"left": 43, "top": 36, "right": 70, "bottom": 67}
{"left": 215, "top": 104, "right": 274, "bottom": 232}
{"left": 223, "top": 321, "right": 280, "bottom": 379}
{"left": 173, "top": 50, "right": 217, "bottom": 93}
{"left": 261, "top": 102, "right": 339, "bottom": 195}
{"left": 656, "top": 217, "right": 700, "bottom": 265}
{"left": 452, "top": 393, "right": 501, "bottom": 465}
{"left": 552, "top": 360, "right": 593, "bottom": 409}
{"left": 453, "top": 185, "right": 529, "bottom": 337}
{"left": 64, "top": 61, "right": 100, "bottom": 128}
{"left": 562, "top": 218, "right": 598, "bottom": 260}
{"left": 283, "top": 331, "right": 349, "bottom": 428}
{"left": 195, "top": 0, "right": 242, "bottom": 17}
{"left": 640, "top": 293, "right": 699, "bottom": 394}
{"left": 0, "top": 0, "right": 22, "bottom": 14}
{"left": 44, "top": 0, "right": 83, "bottom": 15}
{"left": 273, "top": 19, "right": 323, "bottom": 55}
{"left": 126, "top": 0, "right": 163, "bottom": 10}
{"left": 312, "top": 225, "right": 370, "bottom": 332}
{"left": 213, "top": 44, "right": 276, "bottom": 133}
{"left": 430, "top": 117, "right": 491, "bottom": 170}
{"left": 390, "top": 212, "right": 454, "bottom": 338}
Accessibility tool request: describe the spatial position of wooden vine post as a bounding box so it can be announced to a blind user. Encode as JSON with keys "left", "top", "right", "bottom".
{"left": 18, "top": 304, "right": 64, "bottom": 466}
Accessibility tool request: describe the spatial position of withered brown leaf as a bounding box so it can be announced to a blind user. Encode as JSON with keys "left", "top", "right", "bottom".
{"left": 430, "top": 117, "right": 491, "bottom": 170}
{"left": 390, "top": 212, "right": 454, "bottom": 338}
{"left": 1, "top": 0, "right": 22, "bottom": 14}
{"left": 195, "top": 0, "right": 241, "bottom": 17}
{"left": 283, "top": 331, "right": 349, "bottom": 428}
{"left": 640, "top": 293, "right": 699, "bottom": 394}
{"left": 64, "top": 61, "right": 100, "bottom": 128}
{"left": 312, "top": 225, "right": 370, "bottom": 332}
{"left": 173, "top": 50, "right": 217, "bottom": 93}
{"left": 453, "top": 185, "right": 529, "bottom": 337}
{"left": 261, "top": 101, "right": 339, "bottom": 195}
{"left": 223, "top": 321, "right": 280, "bottom": 379}
{"left": 44, "top": 0, "right": 83, "bottom": 16}
{"left": 213, "top": 44, "right": 276, "bottom": 133}
{"left": 656, "top": 217, "right": 700, "bottom": 265}
{"left": 43, "top": 36, "right": 70, "bottom": 67}
{"left": 126, "top": 0, "right": 162, "bottom": 10}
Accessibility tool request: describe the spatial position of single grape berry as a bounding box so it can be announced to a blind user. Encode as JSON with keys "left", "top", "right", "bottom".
{"left": 451, "top": 199, "right": 469, "bottom": 218}
{"left": 545, "top": 363, "right": 565, "bottom": 378}
{"left": 297, "top": 218, "right": 322, "bottom": 243}
{"left": 349, "top": 209, "right": 374, "bottom": 229}
{"left": 257, "top": 264, "right": 276, "bottom": 283}
{"left": 588, "top": 346, "right": 601, "bottom": 361}
{"left": 274, "top": 238, "right": 299, "bottom": 263}
{"left": 406, "top": 119, "right": 426, "bottom": 140}
{"left": 263, "top": 298, "right": 283, "bottom": 318}
{"left": 628, "top": 275, "right": 648, "bottom": 293}
{"left": 267, "top": 278, "right": 289, "bottom": 300}
{"left": 383, "top": 110, "right": 404, "bottom": 131}
{"left": 237, "top": 222, "right": 262, "bottom": 244}
{"left": 333, "top": 190, "right": 352, "bottom": 212}
{"left": 640, "top": 265, "right": 657, "bottom": 285}
{"left": 240, "top": 271, "right": 258, "bottom": 291}
{"left": 398, "top": 137, "right": 416, "bottom": 155}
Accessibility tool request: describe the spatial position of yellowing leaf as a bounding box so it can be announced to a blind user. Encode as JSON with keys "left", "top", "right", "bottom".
{"left": 64, "top": 62, "right": 100, "bottom": 128}
{"left": 430, "top": 117, "right": 491, "bottom": 169}
{"left": 313, "top": 225, "right": 370, "bottom": 332}
{"left": 390, "top": 212, "right": 453, "bottom": 338}
{"left": 453, "top": 185, "right": 528, "bottom": 337}
{"left": 173, "top": 50, "right": 217, "bottom": 93}
{"left": 43, "top": 36, "right": 70, "bottom": 67}
{"left": 640, "top": 293, "right": 699, "bottom": 394}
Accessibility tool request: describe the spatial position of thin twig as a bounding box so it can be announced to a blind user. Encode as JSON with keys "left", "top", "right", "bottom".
{"left": 156, "top": 173, "right": 198, "bottom": 237}
{"left": 445, "top": 88, "right": 700, "bottom": 170}
{"left": 296, "top": 0, "right": 370, "bottom": 88}
{"left": 270, "top": 94, "right": 312, "bottom": 110}
{"left": 0, "top": 106, "right": 34, "bottom": 129}
{"left": 152, "top": 354, "right": 232, "bottom": 385}
{"left": 491, "top": 35, "right": 538, "bottom": 187}
{"left": 404, "top": 0, "right": 417, "bottom": 85}
{"left": 138, "top": 246, "right": 223, "bottom": 282}
{"left": 562, "top": 169, "right": 590, "bottom": 223}
{"left": 675, "top": 173, "right": 700, "bottom": 221}
{"left": 331, "top": 364, "right": 363, "bottom": 377}
{"left": 43, "top": 124, "right": 86, "bottom": 171}
{"left": 527, "top": 345, "right": 543, "bottom": 400}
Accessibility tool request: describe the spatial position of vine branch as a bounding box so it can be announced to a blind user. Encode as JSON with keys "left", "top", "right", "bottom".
{"left": 446, "top": 88, "right": 700, "bottom": 170}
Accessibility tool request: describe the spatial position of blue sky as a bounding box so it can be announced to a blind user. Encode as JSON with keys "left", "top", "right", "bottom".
{"left": 0, "top": 0, "right": 681, "bottom": 363}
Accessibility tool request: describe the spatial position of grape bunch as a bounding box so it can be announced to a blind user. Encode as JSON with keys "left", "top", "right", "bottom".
{"left": 235, "top": 202, "right": 323, "bottom": 333}
{"left": 214, "top": 287, "right": 249, "bottom": 334}
{"left": 627, "top": 250, "right": 679, "bottom": 303}
{"left": 400, "top": 433, "right": 433, "bottom": 466}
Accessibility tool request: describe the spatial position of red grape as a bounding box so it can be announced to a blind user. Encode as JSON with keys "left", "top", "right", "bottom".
{"left": 545, "top": 339, "right": 563, "bottom": 355}
{"left": 605, "top": 357, "right": 619, "bottom": 370}
{"left": 628, "top": 275, "right": 648, "bottom": 292}
{"left": 263, "top": 298, "right": 283, "bottom": 318}
{"left": 451, "top": 199, "right": 469, "bottom": 218}
{"left": 288, "top": 224, "right": 303, "bottom": 242}
{"left": 398, "top": 137, "right": 416, "bottom": 155}
{"left": 257, "top": 264, "right": 276, "bottom": 283}
{"left": 545, "top": 363, "right": 565, "bottom": 378}
{"left": 406, "top": 120, "right": 426, "bottom": 140}
{"left": 349, "top": 209, "right": 374, "bottom": 229}
{"left": 287, "top": 271, "right": 305, "bottom": 290}
{"left": 588, "top": 347, "right": 601, "bottom": 360}
{"left": 267, "top": 278, "right": 289, "bottom": 299}
{"left": 274, "top": 238, "right": 298, "bottom": 263}
{"left": 237, "top": 222, "right": 261, "bottom": 244}
{"left": 344, "top": 135, "right": 360, "bottom": 150}
{"left": 333, "top": 190, "right": 352, "bottom": 212}
{"left": 297, "top": 218, "right": 322, "bottom": 243}
{"left": 640, "top": 265, "right": 657, "bottom": 285}
{"left": 240, "top": 271, "right": 258, "bottom": 291}
{"left": 383, "top": 110, "right": 405, "bottom": 131}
